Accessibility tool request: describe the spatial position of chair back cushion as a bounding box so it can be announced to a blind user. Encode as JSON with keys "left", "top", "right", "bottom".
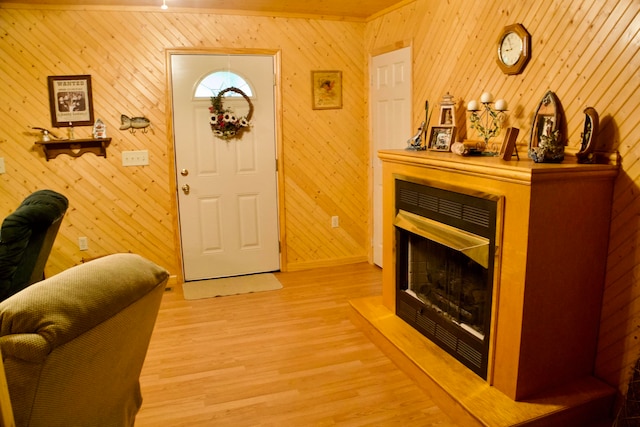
{"left": 0, "top": 190, "right": 69, "bottom": 300}
{"left": 0, "top": 253, "right": 169, "bottom": 427}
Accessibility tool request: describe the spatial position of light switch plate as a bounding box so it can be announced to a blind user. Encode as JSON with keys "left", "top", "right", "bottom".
{"left": 122, "top": 150, "right": 149, "bottom": 166}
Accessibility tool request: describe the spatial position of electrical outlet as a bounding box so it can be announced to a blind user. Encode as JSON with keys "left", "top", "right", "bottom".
{"left": 0, "top": 157, "right": 5, "bottom": 174}
{"left": 122, "top": 150, "right": 149, "bottom": 166}
{"left": 331, "top": 216, "right": 339, "bottom": 228}
{"left": 78, "top": 237, "right": 89, "bottom": 251}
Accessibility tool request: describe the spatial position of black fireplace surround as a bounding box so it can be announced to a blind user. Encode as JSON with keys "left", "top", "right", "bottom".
{"left": 394, "top": 179, "right": 499, "bottom": 378}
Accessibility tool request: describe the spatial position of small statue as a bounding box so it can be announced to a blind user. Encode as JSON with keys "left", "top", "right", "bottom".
{"left": 530, "top": 129, "right": 564, "bottom": 163}
{"left": 406, "top": 121, "right": 426, "bottom": 150}
{"left": 93, "top": 118, "right": 107, "bottom": 139}
{"left": 30, "top": 127, "right": 60, "bottom": 142}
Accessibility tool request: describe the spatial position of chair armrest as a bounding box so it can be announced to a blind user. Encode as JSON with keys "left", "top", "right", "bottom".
{"left": 0, "top": 334, "right": 50, "bottom": 363}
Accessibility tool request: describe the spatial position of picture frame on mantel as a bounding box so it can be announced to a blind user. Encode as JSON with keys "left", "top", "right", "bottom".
{"left": 47, "top": 75, "right": 94, "bottom": 127}
{"left": 428, "top": 126, "right": 456, "bottom": 151}
{"left": 499, "top": 127, "right": 520, "bottom": 160}
{"left": 311, "top": 70, "right": 342, "bottom": 110}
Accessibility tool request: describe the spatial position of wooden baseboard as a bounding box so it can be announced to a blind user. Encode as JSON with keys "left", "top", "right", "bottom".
{"left": 285, "top": 256, "right": 369, "bottom": 271}
{"left": 349, "top": 295, "right": 616, "bottom": 427}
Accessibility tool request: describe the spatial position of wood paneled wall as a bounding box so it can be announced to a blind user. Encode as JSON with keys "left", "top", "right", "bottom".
{"left": 366, "top": 0, "right": 640, "bottom": 400}
{"left": 0, "top": 5, "right": 369, "bottom": 279}
{"left": 1, "top": 0, "right": 639, "bottom": 401}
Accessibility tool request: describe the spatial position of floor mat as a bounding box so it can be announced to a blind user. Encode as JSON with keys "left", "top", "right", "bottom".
{"left": 182, "top": 273, "right": 282, "bottom": 300}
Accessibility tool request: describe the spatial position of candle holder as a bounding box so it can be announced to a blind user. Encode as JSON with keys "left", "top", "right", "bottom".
{"left": 467, "top": 93, "right": 508, "bottom": 151}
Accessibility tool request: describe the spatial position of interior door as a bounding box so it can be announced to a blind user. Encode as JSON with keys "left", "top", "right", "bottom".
{"left": 171, "top": 54, "right": 279, "bottom": 280}
{"left": 371, "top": 47, "right": 412, "bottom": 267}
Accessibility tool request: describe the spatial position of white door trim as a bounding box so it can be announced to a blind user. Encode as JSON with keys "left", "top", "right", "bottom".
{"left": 165, "top": 48, "right": 287, "bottom": 282}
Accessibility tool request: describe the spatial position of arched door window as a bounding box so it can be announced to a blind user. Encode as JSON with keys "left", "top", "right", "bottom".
{"left": 195, "top": 71, "right": 253, "bottom": 98}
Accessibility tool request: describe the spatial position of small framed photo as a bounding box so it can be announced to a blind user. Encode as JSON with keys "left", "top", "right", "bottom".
{"left": 499, "top": 127, "right": 520, "bottom": 160}
{"left": 439, "top": 105, "right": 455, "bottom": 126}
{"left": 428, "top": 126, "right": 456, "bottom": 151}
{"left": 48, "top": 75, "right": 94, "bottom": 127}
{"left": 311, "top": 70, "right": 342, "bottom": 110}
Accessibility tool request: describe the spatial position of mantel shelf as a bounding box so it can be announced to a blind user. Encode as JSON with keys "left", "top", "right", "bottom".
{"left": 35, "top": 138, "right": 112, "bottom": 161}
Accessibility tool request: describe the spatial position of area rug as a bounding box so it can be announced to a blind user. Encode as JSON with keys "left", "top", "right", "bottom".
{"left": 182, "top": 273, "right": 282, "bottom": 300}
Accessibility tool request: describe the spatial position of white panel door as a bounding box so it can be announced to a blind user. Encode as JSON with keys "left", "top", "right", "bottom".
{"left": 171, "top": 54, "right": 279, "bottom": 280}
{"left": 371, "top": 47, "right": 412, "bottom": 267}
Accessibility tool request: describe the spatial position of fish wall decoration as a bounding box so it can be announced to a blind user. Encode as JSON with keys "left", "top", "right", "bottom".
{"left": 119, "top": 115, "right": 152, "bottom": 134}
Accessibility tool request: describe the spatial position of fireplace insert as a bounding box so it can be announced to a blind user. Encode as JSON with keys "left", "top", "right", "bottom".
{"left": 394, "top": 179, "right": 500, "bottom": 378}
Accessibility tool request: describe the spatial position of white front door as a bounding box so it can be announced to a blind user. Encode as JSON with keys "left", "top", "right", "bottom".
{"left": 171, "top": 54, "right": 279, "bottom": 280}
{"left": 371, "top": 47, "right": 412, "bottom": 267}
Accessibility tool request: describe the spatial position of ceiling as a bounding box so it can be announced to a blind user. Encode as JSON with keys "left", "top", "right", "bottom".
{"left": 4, "top": 0, "right": 408, "bottom": 19}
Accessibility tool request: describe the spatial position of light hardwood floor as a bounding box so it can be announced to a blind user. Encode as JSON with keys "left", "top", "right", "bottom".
{"left": 135, "top": 262, "right": 458, "bottom": 426}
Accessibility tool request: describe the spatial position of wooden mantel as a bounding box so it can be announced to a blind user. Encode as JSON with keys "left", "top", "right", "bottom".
{"left": 351, "top": 149, "right": 619, "bottom": 426}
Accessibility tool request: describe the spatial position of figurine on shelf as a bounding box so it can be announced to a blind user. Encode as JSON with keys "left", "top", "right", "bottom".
{"left": 576, "top": 107, "right": 599, "bottom": 164}
{"left": 93, "top": 118, "right": 107, "bottom": 139}
{"left": 406, "top": 121, "right": 426, "bottom": 151}
{"left": 530, "top": 128, "right": 564, "bottom": 163}
{"left": 30, "top": 126, "right": 61, "bottom": 142}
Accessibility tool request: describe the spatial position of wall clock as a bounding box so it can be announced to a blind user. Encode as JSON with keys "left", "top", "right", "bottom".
{"left": 496, "top": 23, "right": 531, "bottom": 75}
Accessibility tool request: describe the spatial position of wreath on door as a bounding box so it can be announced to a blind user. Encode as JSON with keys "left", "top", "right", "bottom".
{"left": 209, "top": 87, "right": 254, "bottom": 140}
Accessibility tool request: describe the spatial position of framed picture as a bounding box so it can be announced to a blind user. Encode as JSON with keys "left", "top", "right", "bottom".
{"left": 428, "top": 126, "right": 456, "bottom": 151}
{"left": 439, "top": 105, "right": 455, "bottom": 126}
{"left": 499, "top": 127, "right": 520, "bottom": 160}
{"left": 311, "top": 70, "right": 342, "bottom": 110}
{"left": 48, "top": 75, "right": 94, "bottom": 127}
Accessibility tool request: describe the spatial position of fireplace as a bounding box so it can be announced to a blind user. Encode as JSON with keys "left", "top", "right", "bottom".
{"left": 394, "top": 179, "right": 499, "bottom": 378}
{"left": 361, "top": 150, "right": 617, "bottom": 408}
{"left": 349, "top": 149, "right": 619, "bottom": 424}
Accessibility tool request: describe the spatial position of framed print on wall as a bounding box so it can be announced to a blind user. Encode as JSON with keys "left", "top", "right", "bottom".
{"left": 311, "top": 70, "right": 342, "bottom": 110}
{"left": 48, "top": 75, "right": 94, "bottom": 127}
{"left": 428, "top": 126, "right": 456, "bottom": 151}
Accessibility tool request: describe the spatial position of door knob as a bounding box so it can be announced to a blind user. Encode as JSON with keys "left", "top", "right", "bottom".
{"left": 182, "top": 184, "right": 190, "bottom": 194}
{"left": 180, "top": 169, "right": 189, "bottom": 176}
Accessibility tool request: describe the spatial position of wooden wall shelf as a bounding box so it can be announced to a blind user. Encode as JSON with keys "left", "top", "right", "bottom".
{"left": 36, "top": 138, "right": 111, "bottom": 161}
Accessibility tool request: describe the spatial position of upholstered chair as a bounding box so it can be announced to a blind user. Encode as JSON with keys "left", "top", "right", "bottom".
{"left": 0, "top": 253, "right": 169, "bottom": 427}
{"left": 0, "top": 189, "right": 69, "bottom": 301}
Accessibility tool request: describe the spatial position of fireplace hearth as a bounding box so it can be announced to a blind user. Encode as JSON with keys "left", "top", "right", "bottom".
{"left": 394, "top": 179, "right": 499, "bottom": 378}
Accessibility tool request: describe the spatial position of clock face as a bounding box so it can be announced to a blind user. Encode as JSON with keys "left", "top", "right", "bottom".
{"left": 500, "top": 32, "right": 523, "bottom": 66}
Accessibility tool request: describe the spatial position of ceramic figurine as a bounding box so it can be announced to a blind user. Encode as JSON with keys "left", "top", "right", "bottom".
{"left": 93, "top": 118, "right": 107, "bottom": 138}
{"left": 406, "top": 121, "right": 426, "bottom": 150}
